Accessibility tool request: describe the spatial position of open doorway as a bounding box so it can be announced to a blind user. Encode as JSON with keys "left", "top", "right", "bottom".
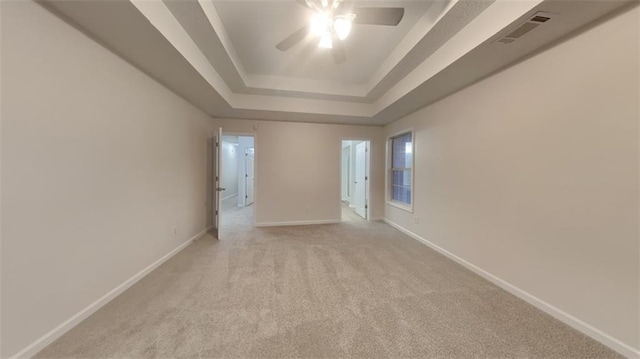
{"left": 220, "top": 135, "right": 255, "bottom": 228}
{"left": 341, "top": 140, "right": 370, "bottom": 222}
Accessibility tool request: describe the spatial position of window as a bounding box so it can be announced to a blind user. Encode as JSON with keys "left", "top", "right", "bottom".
{"left": 389, "top": 132, "right": 413, "bottom": 207}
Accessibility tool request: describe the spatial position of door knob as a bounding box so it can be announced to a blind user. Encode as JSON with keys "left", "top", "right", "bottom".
{"left": 216, "top": 188, "right": 226, "bottom": 191}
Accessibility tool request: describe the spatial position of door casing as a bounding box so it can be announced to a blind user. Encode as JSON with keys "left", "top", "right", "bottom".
{"left": 340, "top": 138, "right": 371, "bottom": 221}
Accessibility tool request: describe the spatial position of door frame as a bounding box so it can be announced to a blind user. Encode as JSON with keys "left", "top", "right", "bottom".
{"left": 211, "top": 128, "right": 223, "bottom": 239}
{"left": 339, "top": 137, "right": 371, "bottom": 221}
{"left": 244, "top": 147, "right": 255, "bottom": 206}
{"left": 221, "top": 131, "right": 257, "bottom": 226}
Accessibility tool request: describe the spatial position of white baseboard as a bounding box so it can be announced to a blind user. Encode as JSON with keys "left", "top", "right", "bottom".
{"left": 221, "top": 193, "right": 237, "bottom": 201}
{"left": 255, "top": 219, "right": 340, "bottom": 227}
{"left": 383, "top": 218, "right": 639, "bottom": 359}
{"left": 10, "top": 227, "right": 211, "bottom": 359}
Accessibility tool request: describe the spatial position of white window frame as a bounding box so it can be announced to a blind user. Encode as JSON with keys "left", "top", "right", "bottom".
{"left": 386, "top": 129, "right": 414, "bottom": 213}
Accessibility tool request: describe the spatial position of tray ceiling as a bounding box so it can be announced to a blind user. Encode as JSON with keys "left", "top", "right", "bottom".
{"left": 42, "top": 0, "right": 633, "bottom": 125}
{"left": 213, "top": 1, "right": 432, "bottom": 84}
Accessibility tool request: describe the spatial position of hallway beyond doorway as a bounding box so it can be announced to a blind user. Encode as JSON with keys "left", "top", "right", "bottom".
{"left": 222, "top": 196, "right": 253, "bottom": 227}
{"left": 217, "top": 134, "right": 255, "bottom": 237}
{"left": 341, "top": 201, "right": 364, "bottom": 222}
{"left": 341, "top": 140, "right": 370, "bottom": 221}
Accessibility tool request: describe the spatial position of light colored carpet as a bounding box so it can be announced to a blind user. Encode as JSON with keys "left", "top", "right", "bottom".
{"left": 36, "top": 220, "right": 622, "bottom": 358}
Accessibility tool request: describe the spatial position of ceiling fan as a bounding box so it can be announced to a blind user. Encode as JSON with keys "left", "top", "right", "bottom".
{"left": 276, "top": 0, "right": 405, "bottom": 64}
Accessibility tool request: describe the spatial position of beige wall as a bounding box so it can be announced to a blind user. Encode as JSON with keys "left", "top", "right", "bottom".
{"left": 219, "top": 119, "right": 384, "bottom": 225}
{"left": 1, "top": 1, "right": 216, "bottom": 356}
{"left": 385, "top": 5, "right": 639, "bottom": 353}
{"left": 4, "top": 0, "right": 637, "bottom": 357}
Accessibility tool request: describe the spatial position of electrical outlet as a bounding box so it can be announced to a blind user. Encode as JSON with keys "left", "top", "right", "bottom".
{"left": 413, "top": 216, "right": 419, "bottom": 224}
{"left": 173, "top": 226, "right": 178, "bottom": 236}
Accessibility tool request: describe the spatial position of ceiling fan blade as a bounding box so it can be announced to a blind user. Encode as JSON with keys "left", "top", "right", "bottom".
{"left": 353, "top": 7, "right": 404, "bottom": 26}
{"left": 276, "top": 25, "right": 309, "bottom": 51}
{"left": 331, "top": 38, "right": 346, "bottom": 64}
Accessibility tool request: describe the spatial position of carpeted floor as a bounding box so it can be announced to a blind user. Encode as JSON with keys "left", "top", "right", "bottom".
{"left": 36, "top": 219, "right": 622, "bottom": 358}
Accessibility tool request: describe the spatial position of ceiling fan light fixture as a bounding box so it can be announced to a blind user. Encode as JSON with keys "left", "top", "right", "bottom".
{"left": 311, "top": 12, "right": 331, "bottom": 37}
{"left": 318, "top": 33, "right": 333, "bottom": 48}
{"left": 333, "top": 15, "right": 354, "bottom": 40}
{"left": 278, "top": 0, "right": 404, "bottom": 62}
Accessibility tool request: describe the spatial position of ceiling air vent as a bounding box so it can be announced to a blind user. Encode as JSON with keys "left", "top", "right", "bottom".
{"left": 494, "top": 11, "right": 556, "bottom": 45}
{"left": 530, "top": 15, "right": 551, "bottom": 23}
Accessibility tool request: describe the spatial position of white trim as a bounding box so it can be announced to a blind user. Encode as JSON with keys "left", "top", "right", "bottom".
{"left": 9, "top": 227, "right": 211, "bottom": 359}
{"left": 383, "top": 218, "right": 640, "bottom": 359}
{"left": 221, "top": 131, "right": 256, "bottom": 227}
{"left": 339, "top": 137, "right": 373, "bottom": 222}
{"left": 221, "top": 193, "right": 237, "bottom": 201}
{"left": 255, "top": 219, "right": 340, "bottom": 227}
{"left": 386, "top": 129, "right": 415, "bottom": 213}
{"left": 386, "top": 200, "right": 413, "bottom": 213}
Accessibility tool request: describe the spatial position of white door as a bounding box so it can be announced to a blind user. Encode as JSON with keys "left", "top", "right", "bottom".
{"left": 354, "top": 141, "right": 367, "bottom": 219}
{"left": 341, "top": 147, "right": 350, "bottom": 201}
{"left": 245, "top": 147, "right": 255, "bottom": 206}
{"left": 212, "top": 127, "right": 224, "bottom": 239}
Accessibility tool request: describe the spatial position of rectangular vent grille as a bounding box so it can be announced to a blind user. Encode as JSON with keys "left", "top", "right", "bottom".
{"left": 531, "top": 15, "right": 551, "bottom": 23}
{"left": 494, "top": 11, "right": 556, "bottom": 45}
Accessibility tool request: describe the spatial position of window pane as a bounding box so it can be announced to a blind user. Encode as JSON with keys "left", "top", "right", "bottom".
{"left": 392, "top": 133, "right": 412, "bottom": 169}
{"left": 392, "top": 169, "right": 411, "bottom": 204}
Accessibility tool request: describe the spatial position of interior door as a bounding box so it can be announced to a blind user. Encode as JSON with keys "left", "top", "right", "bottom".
{"left": 341, "top": 147, "right": 350, "bottom": 201}
{"left": 245, "top": 147, "right": 255, "bottom": 206}
{"left": 212, "top": 127, "right": 224, "bottom": 239}
{"left": 354, "top": 141, "right": 367, "bottom": 219}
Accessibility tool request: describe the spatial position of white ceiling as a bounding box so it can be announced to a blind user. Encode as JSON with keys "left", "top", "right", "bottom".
{"left": 42, "top": 0, "right": 634, "bottom": 125}
{"left": 214, "top": 1, "right": 432, "bottom": 84}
